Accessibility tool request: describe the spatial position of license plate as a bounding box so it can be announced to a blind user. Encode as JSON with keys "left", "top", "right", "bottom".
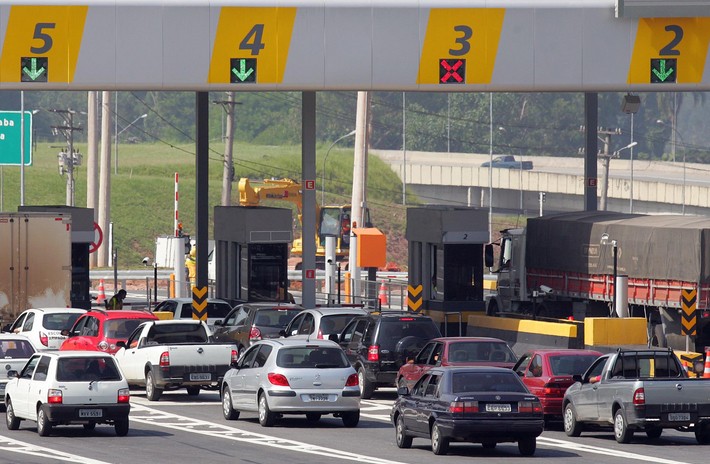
{"left": 668, "top": 412, "right": 690, "bottom": 421}
{"left": 189, "top": 373, "right": 211, "bottom": 381}
{"left": 309, "top": 394, "right": 329, "bottom": 402}
{"left": 486, "top": 403, "right": 512, "bottom": 413}
{"left": 79, "top": 409, "right": 103, "bottom": 418}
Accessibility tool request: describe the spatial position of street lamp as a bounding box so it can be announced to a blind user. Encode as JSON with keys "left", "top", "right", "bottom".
{"left": 621, "top": 94, "right": 640, "bottom": 213}
{"left": 600, "top": 233, "right": 618, "bottom": 317}
{"left": 321, "top": 129, "right": 356, "bottom": 205}
{"left": 656, "top": 119, "right": 686, "bottom": 214}
{"left": 115, "top": 113, "right": 147, "bottom": 175}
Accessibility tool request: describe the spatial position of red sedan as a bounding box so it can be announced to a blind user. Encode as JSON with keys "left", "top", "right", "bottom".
{"left": 60, "top": 309, "right": 158, "bottom": 354}
{"left": 513, "top": 349, "right": 602, "bottom": 424}
{"left": 396, "top": 337, "right": 517, "bottom": 391}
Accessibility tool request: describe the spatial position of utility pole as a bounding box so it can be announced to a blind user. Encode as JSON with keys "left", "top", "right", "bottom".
{"left": 87, "top": 91, "right": 99, "bottom": 268}
{"left": 213, "top": 93, "right": 241, "bottom": 206}
{"left": 98, "top": 92, "right": 112, "bottom": 268}
{"left": 597, "top": 127, "right": 621, "bottom": 211}
{"left": 50, "top": 109, "right": 84, "bottom": 207}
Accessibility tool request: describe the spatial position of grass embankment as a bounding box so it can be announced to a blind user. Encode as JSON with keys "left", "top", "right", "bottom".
{"left": 0, "top": 142, "right": 412, "bottom": 269}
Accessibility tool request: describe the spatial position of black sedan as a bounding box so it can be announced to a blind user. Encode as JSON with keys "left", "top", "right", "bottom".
{"left": 390, "top": 366, "right": 544, "bottom": 456}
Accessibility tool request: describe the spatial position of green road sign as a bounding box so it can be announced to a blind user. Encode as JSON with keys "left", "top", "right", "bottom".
{"left": 651, "top": 58, "right": 677, "bottom": 83}
{"left": 0, "top": 111, "right": 33, "bottom": 166}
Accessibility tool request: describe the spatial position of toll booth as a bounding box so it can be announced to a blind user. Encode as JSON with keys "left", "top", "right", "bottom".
{"left": 407, "top": 206, "right": 489, "bottom": 319}
{"left": 19, "top": 206, "right": 94, "bottom": 310}
{"left": 214, "top": 206, "right": 292, "bottom": 303}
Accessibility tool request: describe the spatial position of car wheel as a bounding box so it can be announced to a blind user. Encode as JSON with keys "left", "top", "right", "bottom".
{"left": 482, "top": 441, "right": 496, "bottom": 449}
{"left": 186, "top": 386, "right": 200, "bottom": 396}
{"left": 518, "top": 436, "right": 536, "bottom": 456}
{"left": 36, "top": 406, "right": 52, "bottom": 437}
{"left": 145, "top": 371, "right": 163, "bottom": 401}
{"left": 646, "top": 427, "right": 662, "bottom": 439}
{"left": 222, "top": 386, "right": 240, "bottom": 420}
{"left": 5, "top": 399, "right": 20, "bottom": 430}
{"left": 115, "top": 419, "right": 129, "bottom": 437}
{"left": 563, "top": 403, "right": 582, "bottom": 437}
{"left": 431, "top": 422, "right": 449, "bottom": 455}
{"left": 83, "top": 422, "right": 96, "bottom": 431}
{"left": 358, "top": 368, "right": 374, "bottom": 399}
{"left": 696, "top": 423, "right": 710, "bottom": 444}
{"left": 614, "top": 409, "right": 634, "bottom": 443}
{"left": 395, "top": 415, "right": 413, "bottom": 449}
{"left": 258, "top": 392, "right": 277, "bottom": 427}
{"left": 341, "top": 410, "right": 359, "bottom": 428}
{"left": 306, "top": 413, "right": 321, "bottom": 422}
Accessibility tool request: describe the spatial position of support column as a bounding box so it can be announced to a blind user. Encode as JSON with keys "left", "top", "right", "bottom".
{"left": 584, "top": 93, "right": 598, "bottom": 212}
{"left": 301, "top": 92, "right": 316, "bottom": 309}
{"left": 196, "top": 92, "right": 209, "bottom": 290}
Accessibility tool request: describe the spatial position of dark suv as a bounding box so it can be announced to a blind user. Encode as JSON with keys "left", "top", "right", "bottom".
{"left": 336, "top": 311, "right": 441, "bottom": 399}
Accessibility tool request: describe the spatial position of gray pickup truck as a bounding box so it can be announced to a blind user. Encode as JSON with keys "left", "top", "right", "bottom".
{"left": 562, "top": 348, "right": 710, "bottom": 444}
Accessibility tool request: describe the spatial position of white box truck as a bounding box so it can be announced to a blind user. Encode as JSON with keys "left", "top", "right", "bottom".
{"left": 0, "top": 212, "right": 72, "bottom": 322}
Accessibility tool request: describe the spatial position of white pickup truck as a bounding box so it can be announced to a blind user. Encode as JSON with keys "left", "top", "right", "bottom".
{"left": 113, "top": 320, "right": 237, "bottom": 401}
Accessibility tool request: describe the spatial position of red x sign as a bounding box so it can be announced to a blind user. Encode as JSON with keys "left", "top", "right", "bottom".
{"left": 440, "top": 59, "right": 466, "bottom": 84}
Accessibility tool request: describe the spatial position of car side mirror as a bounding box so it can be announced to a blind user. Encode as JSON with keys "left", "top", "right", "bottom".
{"left": 397, "top": 386, "right": 410, "bottom": 397}
{"left": 116, "top": 341, "right": 127, "bottom": 349}
{"left": 230, "top": 361, "right": 239, "bottom": 369}
{"left": 572, "top": 374, "right": 583, "bottom": 383}
{"left": 7, "top": 370, "right": 18, "bottom": 379}
{"left": 61, "top": 329, "right": 71, "bottom": 337}
{"left": 279, "top": 329, "right": 287, "bottom": 337}
{"left": 213, "top": 320, "right": 223, "bottom": 327}
{"left": 484, "top": 244, "right": 494, "bottom": 268}
{"left": 328, "top": 333, "right": 340, "bottom": 343}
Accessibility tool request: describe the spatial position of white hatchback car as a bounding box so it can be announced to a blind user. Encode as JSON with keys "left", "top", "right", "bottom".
{"left": 7, "top": 308, "right": 86, "bottom": 351}
{"left": 5, "top": 351, "right": 130, "bottom": 436}
{"left": 283, "top": 307, "right": 368, "bottom": 340}
{"left": 0, "top": 334, "right": 37, "bottom": 406}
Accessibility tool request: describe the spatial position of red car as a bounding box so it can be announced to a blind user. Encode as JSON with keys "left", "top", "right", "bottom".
{"left": 395, "top": 337, "right": 517, "bottom": 391}
{"left": 513, "top": 349, "right": 602, "bottom": 424}
{"left": 60, "top": 309, "right": 158, "bottom": 354}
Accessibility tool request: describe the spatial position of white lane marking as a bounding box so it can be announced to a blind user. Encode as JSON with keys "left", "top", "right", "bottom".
{"left": 0, "top": 435, "right": 111, "bottom": 464}
{"left": 537, "top": 437, "right": 691, "bottom": 464}
{"left": 130, "top": 404, "right": 406, "bottom": 464}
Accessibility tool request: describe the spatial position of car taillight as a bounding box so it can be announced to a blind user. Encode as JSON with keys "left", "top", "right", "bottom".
{"left": 159, "top": 351, "right": 170, "bottom": 367}
{"left": 519, "top": 400, "right": 543, "bottom": 413}
{"left": 449, "top": 401, "right": 479, "bottom": 414}
{"left": 98, "top": 341, "right": 110, "bottom": 352}
{"left": 249, "top": 326, "right": 262, "bottom": 341}
{"left": 633, "top": 387, "right": 645, "bottom": 406}
{"left": 39, "top": 332, "right": 49, "bottom": 347}
{"left": 345, "top": 374, "right": 358, "bottom": 387}
{"left": 267, "top": 373, "right": 290, "bottom": 386}
{"left": 48, "top": 389, "right": 63, "bottom": 404}
{"left": 542, "top": 383, "right": 566, "bottom": 397}
{"left": 367, "top": 345, "right": 379, "bottom": 362}
{"left": 317, "top": 329, "right": 323, "bottom": 340}
{"left": 231, "top": 349, "right": 238, "bottom": 364}
{"left": 117, "top": 388, "right": 130, "bottom": 403}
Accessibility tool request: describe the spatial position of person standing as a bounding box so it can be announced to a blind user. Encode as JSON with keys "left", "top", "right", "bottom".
{"left": 106, "top": 289, "right": 127, "bottom": 310}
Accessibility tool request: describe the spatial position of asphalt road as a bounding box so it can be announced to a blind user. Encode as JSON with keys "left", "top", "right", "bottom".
{"left": 0, "top": 387, "right": 704, "bottom": 464}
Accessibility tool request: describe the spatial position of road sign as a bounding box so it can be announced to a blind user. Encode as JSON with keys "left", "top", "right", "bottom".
{"left": 21, "top": 57, "right": 48, "bottom": 82}
{"left": 230, "top": 58, "right": 257, "bottom": 83}
{"left": 651, "top": 58, "right": 676, "bottom": 83}
{"left": 192, "top": 286, "right": 208, "bottom": 321}
{"left": 0, "top": 111, "right": 33, "bottom": 166}
{"left": 440, "top": 59, "right": 465, "bottom": 84}
{"left": 408, "top": 284, "right": 422, "bottom": 312}
{"left": 681, "top": 288, "right": 697, "bottom": 336}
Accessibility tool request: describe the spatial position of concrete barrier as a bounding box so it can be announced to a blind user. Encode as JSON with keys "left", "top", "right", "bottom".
{"left": 584, "top": 317, "right": 647, "bottom": 347}
{"left": 466, "top": 315, "right": 582, "bottom": 354}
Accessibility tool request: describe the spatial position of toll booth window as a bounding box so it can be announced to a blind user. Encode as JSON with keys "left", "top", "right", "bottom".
{"left": 248, "top": 244, "right": 287, "bottom": 302}
{"left": 319, "top": 208, "right": 341, "bottom": 243}
{"left": 443, "top": 244, "right": 483, "bottom": 301}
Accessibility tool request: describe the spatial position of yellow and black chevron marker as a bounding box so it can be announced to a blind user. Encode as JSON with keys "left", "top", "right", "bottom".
{"left": 408, "top": 284, "right": 423, "bottom": 312}
{"left": 681, "top": 288, "right": 697, "bottom": 336}
{"left": 192, "top": 286, "right": 208, "bottom": 321}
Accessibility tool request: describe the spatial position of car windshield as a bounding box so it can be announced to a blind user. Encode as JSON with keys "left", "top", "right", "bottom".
{"left": 448, "top": 341, "right": 517, "bottom": 363}
{"left": 205, "top": 302, "right": 232, "bottom": 319}
{"left": 57, "top": 357, "right": 122, "bottom": 382}
{"left": 0, "top": 339, "right": 35, "bottom": 358}
{"left": 451, "top": 371, "right": 527, "bottom": 394}
{"left": 104, "top": 318, "right": 153, "bottom": 340}
{"left": 276, "top": 347, "right": 350, "bottom": 368}
{"left": 254, "top": 308, "right": 301, "bottom": 328}
{"left": 43, "top": 313, "right": 82, "bottom": 331}
{"left": 378, "top": 319, "right": 440, "bottom": 351}
{"left": 549, "top": 355, "right": 600, "bottom": 376}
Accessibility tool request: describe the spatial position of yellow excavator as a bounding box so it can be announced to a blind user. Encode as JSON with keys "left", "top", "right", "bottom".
{"left": 238, "top": 178, "right": 370, "bottom": 269}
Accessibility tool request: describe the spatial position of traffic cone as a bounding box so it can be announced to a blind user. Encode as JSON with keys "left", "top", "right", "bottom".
{"left": 378, "top": 280, "right": 388, "bottom": 306}
{"left": 96, "top": 279, "right": 106, "bottom": 305}
{"left": 704, "top": 347, "right": 710, "bottom": 379}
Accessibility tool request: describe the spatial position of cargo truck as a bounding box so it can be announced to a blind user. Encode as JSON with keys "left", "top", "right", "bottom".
{"left": 0, "top": 212, "right": 72, "bottom": 323}
{"left": 488, "top": 211, "right": 710, "bottom": 352}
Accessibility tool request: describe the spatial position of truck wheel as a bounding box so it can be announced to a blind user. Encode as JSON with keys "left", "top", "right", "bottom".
{"left": 145, "top": 371, "right": 163, "bottom": 401}
{"left": 358, "top": 368, "right": 374, "bottom": 399}
{"left": 563, "top": 403, "right": 582, "bottom": 437}
{"left": 695, "top": 423, "right": 710, "bottom": 444}
{"left": 646, "top": 427, "right": 662, "bottom": 439}
{"left": 36, "top": 406, "right": 52, "bottom": 437}
{"left": 5, "top": 399, "right": 20, "bottom": 430}
{"left": 431, "top": 422, "right": 449, "bottom": 455}
{"left": 518, "top": 436, "right": 536, "bottom": 456}
{"left": 341, "top": 410, "right": 359, "bottom": 428}
{"left": 115, "top": 419, "right": 129, "bottom": 437}
{"left": 614, "top": 409, "right": 634, "bottom": 443}
{"left": 395, "top": 415, "right": 412, "bottom": 448}
{"left": 258, "top": 392, "right": 277, "bottom": 427}
{"left": 222, "top": 386, "right": 240, "bottom": 420}
{"left": 186, "top": 386, "right": 200, "bottom": 396}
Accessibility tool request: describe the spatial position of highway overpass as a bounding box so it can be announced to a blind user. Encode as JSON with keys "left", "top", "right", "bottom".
{"left": 375, "top": 150, "right": 710, "bottom": 216}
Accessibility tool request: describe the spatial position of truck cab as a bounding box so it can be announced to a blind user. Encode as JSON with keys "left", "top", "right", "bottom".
{"left": 489, "top": 228, "right": 529, "bottom": 315}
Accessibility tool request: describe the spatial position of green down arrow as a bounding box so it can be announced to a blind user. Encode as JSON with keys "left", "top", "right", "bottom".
{"left": 232, "top": 60, "right": 254, "bottom": 81}
{"left": 22, "top": 58, "right": 46, "bottom": 81}
{"left": 652, "top": 59, "right": 674, "bottom": 82}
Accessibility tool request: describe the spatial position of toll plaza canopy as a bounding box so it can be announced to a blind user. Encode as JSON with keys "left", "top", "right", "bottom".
{"left": 1, "top": 0, "right": 710, "bottom": 91}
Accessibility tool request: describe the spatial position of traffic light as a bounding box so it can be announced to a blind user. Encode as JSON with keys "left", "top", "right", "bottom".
{"left": 177, "top": 222, "right": 184, "bottom": 237}
{"left": 184, "top": 235, "right": 192, "bottom": 254}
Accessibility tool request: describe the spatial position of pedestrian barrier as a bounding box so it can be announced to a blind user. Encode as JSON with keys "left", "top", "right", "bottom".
{"left": 704, "top": 347, "right": 710, "bottom": 379}
{"left": 96, "top": 279, "right": 106, "bottom": 305}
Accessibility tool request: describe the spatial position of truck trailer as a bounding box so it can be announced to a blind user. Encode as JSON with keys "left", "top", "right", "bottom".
{"left": 0, "top": 212, "right": 73, "bottom": 323}
{"left": 489, "top": 211, "right": 710, "bottom": 352}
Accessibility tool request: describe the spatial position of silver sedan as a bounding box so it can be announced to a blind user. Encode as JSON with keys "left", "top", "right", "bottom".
{"left": 220, "top": 339, "right": 360, "bottom": 427}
